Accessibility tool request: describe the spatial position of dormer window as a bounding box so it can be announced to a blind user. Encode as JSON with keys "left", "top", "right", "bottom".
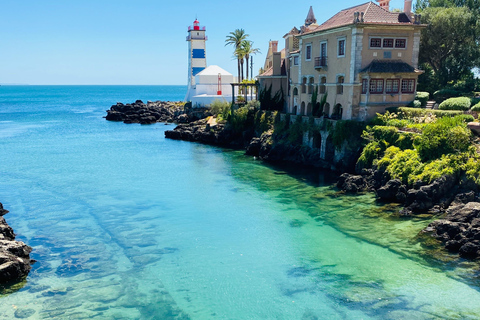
{"left": 370, "top": 38, "right": 381, "bottom": 48}
{"left": 395, "top": 39, "right": 406, "bottom": 48}
{"left": 383, "top": 38, "right": 394, "bottom": 48}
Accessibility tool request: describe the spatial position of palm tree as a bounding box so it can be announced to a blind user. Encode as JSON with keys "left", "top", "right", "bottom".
{"left": 225, "top": 29, "right": 249, "bottom": 83}
{"left": 235, "top": 46, "right": 246, "bottom": 82}
{"left": 240, "top": 40, "right": 260, "bottom": 80}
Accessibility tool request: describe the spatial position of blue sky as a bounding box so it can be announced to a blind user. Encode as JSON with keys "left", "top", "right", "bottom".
{"left": 0, "top": 0, "right": 409, "bottom": 85}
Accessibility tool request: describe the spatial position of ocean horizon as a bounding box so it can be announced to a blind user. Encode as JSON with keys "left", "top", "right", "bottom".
{"left": 1, "top": 85, "right": 480, "bottom": 319}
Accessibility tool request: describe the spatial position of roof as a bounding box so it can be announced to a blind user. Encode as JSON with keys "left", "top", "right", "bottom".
{"left": 359, "top": 60, "right": 417, "bottom": 73}
{"left": 305, "top": 6, "right": 317, "bottom": 26}
{"left": 258, "top": 59, "right": 287, "bottom": 77}
{"left": 196, "top": 65, "right": 232, "bottom": 76}
{"left": 306, "top": 1, "right": 414, "bottom": 34}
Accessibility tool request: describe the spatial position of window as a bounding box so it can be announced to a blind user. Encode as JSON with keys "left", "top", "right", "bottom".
{"left": 370, "top": 38, "right": 382, "bottom": 48}
{"left": 320, "top": 42, "right": 327, "bottom": 58}
{"left": 395, "top": 39, "right": 406, "bottom": 48}
{"left": 302, "top": 78, "right": 307, "bottom": 93}
{"left": 401, "top": 79, "right": 415, "bottom": 93}
{"left": 337, "top": 76, "right": 344, "bottom": 94}
{"left": 369, "top": 79, "right": 384, "bottom": 94}
{"left": 362, "top": 79, "right": 368, "bottom": 94}
{"left": 308, "top": 78, "right": 315, "bottom": 94}
{"left": 385, "top": 79, "right": 399, "bottom": 93}
{"left": 319, "top": 76, "right": 327, "bottom": 94}
{"left": 293, "top": 56, "right": 299, "bottom": 65}
{"left": 338, "top": 38, "right": 346, "bottom": 57}
{"left": 383, "top": 38, "right": 394, "bottom": 48}
{"left": 306, "top": 44, "right": 312, "bottom": 60}
{"left": 293, "top": 87, "right": 298, "bottom": 96}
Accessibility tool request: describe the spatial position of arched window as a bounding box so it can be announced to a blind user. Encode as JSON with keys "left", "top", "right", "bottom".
{"left": 300, "top": 102, "right": 306, "bottom": 115}
{"left": 302, "top": 78, "right": 307, "bottom": 93}
{"left": 337, "top": 76, "right": 344, "bottom": 95}
{"left": 319, "top": 76, "right": 327, "bottom": 94}
{"left": 332, "top": 103, "right": 343, "bottom": 120}
{"left": 308, "top": 77, "right": 315, "bottom": 94}
{"left": 293, "top": 87, "right": 298, "bottom": 96}
{"left": 324, "top": 103, "right": 330, "bottom": 118}
{"left": 307, "top": 103, "right": 312, "bottom": 116}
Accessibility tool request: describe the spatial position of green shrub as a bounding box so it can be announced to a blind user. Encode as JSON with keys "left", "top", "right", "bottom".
{"left": 396, "top": 132, "right": 415, "bottom": 150}
{"left": 455, "top": 114, "right": 475, "bottom": 123}
{"left": 368, "top": 126, "right": 400, "bottom": 145}
{"left": 416, "top": 92, "right": 430, "bottom": 106}
{"left": 356, "top": 140, "right": 388, "bottom": 170}
{"left": 433, "top": 89, "right": 461, "bottom": 102}
{"left": 410, "top": 154, "right": 464, "bottom": 184}
{"left": 414, "top": 116, "right": 471, "bottom": 162}
{"left": 408, "top": 100, "right": 422, "bottom": 108}
{"left": 209, "top": 100, "right": 231, "bottom": 120}
{"left": 438, "top": 97, "right": 471, "bottom": 110}
{"left": 376, "top": 147, "right": 423, "bottom": 184}
{"left": 471, "top": 102, "right": 480, "bottom": 112}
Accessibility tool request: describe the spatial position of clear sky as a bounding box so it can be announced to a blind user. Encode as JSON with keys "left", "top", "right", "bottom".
{"left": 0, "top": 0, "right": 409, "bottom": 85}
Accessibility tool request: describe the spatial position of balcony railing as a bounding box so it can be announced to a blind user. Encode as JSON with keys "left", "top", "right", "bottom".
{"left": 186, "top": 35, "right": 208, "bottom": 41}
{"left": 314, "top": 56, "right": 327, "bottom": 68}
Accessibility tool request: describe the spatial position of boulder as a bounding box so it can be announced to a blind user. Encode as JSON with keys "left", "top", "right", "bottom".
{"left": 467, "top": 122, "right": 480, "bottom": 136}
{"left": 376, "top": 179, "right": 403, "bottom": 201}
{"left": 336, "top": 173, "right": 366, "bottom": 193}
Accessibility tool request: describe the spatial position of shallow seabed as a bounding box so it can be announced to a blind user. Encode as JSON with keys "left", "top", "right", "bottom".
{"left": 1, "top": 86, "right": 480, "bottom": 319}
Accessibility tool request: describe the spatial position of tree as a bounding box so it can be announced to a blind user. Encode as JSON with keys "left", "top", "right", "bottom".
{"left": 225, "top": 29, "right": 249, "bottom": 83}
{"left": 418, "top": 6, "right": 480, "bottom": 89}
{"left": 239, "top": 40, "right": 260, "bottom": 80}
{"left": 415, "top": 1, "right": 480, "bottom": 92}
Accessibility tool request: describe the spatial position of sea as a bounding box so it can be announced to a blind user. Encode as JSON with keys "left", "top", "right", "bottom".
{"left": 1, "top": 85, "right": 480, "bottom": 319}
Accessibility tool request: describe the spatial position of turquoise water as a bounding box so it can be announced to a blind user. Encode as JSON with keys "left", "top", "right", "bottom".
{"left": 1, "top": 85, "right": 480, "bottom": 319}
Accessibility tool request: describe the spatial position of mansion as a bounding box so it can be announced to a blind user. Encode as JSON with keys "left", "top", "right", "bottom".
{"left": 258, "top": 0, "right": 425, "bottom": 120}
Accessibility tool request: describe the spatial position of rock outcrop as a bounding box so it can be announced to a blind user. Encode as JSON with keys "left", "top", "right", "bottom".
{"left": 0, "top": 203, "right": 34, "bottom": 285}
{"left": 424, "top": 200, "right": 480, "bottom": 259}
{"left": 105, "top": 100, "right": 211, "bottom": 124}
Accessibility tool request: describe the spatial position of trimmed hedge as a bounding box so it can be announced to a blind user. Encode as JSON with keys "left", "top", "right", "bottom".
{"left": 416, "top": 91, "right": 430, "bottom": 106}
{"left": 438, "top": 97, "right": 471, "bottom": 111}
{"left": 471, "top": 102, "right": 480, "bottom": 112}
{"left": 408, "top": 100, "right": 422, "bottom": 108}
{"left": 398, "top": 107, "right": 463, "bottom": 118}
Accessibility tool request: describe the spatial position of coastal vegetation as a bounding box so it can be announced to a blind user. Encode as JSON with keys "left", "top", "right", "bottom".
{"left": 416, "top": 0, "right": 480, "bottom": 95}
{"left": 357, "top": 110, "right": 480, "bottom": 187}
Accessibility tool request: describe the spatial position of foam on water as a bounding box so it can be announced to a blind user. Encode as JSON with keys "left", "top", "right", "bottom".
{"left": 0, "top": 86, "right": 480, "bottom": 319}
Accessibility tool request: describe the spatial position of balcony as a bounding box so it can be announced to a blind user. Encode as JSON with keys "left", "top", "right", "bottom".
{"left": 314, "top": 56, "right": 327, "bottom": 69}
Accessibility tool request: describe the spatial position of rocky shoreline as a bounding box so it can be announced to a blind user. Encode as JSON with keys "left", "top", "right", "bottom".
{"left": 105, "top": 100, "right": 211, "bottom": 125}
{"left": 0, "top": 203, "right": 34, "bottom": 286}
{"left": 337, "top": 169, "right": 480, "bottom": 259}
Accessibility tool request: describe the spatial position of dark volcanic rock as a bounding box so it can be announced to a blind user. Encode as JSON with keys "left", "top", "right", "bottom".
{"left": 105, "top": 100, "right": 211, "bottom": 124}
{"left": 0, "top": 203, "right": 34, "bottom": 285}
{"left": 424, "top": 202, "right": 480, "bottom": 259}
{"left": 336, "top": 173, "right": 367, "bottom": 193}
{"left": 376, "top": 179, "right": 403, "bottom": 201}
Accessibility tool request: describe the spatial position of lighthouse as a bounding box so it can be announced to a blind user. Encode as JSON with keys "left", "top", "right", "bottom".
{"left": 185, "top": 19, "right": 207, "bottom": 101}
{"left": 184, "top": 18, "right": 236, "bottom": 106}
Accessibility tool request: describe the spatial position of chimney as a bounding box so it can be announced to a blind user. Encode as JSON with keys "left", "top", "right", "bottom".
{"left": 404, "top": 0, "right": 412, "bottom": 16}
{"left": 376, "top": 0, "right": 391, "bottom": 11}
{"left": 270, "top": 40, "right": 278, "bottom": 53}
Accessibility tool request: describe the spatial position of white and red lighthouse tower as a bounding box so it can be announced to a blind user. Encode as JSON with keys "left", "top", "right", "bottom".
{"left": 185, "top": 19, "right": 207, "bottom": 101}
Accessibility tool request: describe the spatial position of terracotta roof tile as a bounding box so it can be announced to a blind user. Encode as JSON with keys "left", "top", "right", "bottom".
{"left": 308, "top": 1, "right": 413, "bottom": 34}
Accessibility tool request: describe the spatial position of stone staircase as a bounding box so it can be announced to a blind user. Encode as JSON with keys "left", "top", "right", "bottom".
{"left": 425, "top": 101, "right": 437, "bottom": 109}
